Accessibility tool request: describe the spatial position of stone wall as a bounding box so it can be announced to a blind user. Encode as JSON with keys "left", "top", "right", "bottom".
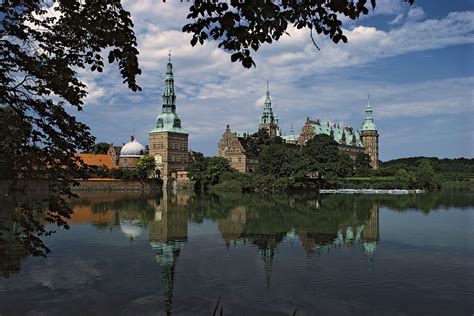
{"left": 361, "top": 130, "right": 379, "bottom": 169}
{"left": 149, "top": 131, "right": 189, "bottom": 176}
{"left": 72, "top": 179, "right": 162, "bottom": 191}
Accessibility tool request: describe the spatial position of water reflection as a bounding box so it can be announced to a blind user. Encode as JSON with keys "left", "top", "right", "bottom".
{"left": 1, "top": 191, "right": 473, "bottom": 315}
{"left": 148, "top": 192, "right": 189, "bottom": 316}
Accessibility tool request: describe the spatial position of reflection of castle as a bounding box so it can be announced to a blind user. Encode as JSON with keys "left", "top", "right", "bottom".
{"left": 362, "top": 205, "right": 379, "bottom": 256}
{"left": 217, "top": 201, "right": 381, "bottom": 287}
{"left": 217, "top": 206, "right": 247, "bottom": 246}
{"left": 148, "top": 192, "right": 189, "bottom": 316}
{"left": 299, "top": 204, "right": 380, "bottom": 257}
{"left": 217, "top": 206, "right": 285, "bottom": 289}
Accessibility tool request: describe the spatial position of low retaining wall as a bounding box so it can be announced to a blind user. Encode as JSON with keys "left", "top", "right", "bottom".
{"left": 72, "top": 179, "right": 162, "bottom": 192}
{"left": 0, "top": 179, "right": 162, "bottom": 193}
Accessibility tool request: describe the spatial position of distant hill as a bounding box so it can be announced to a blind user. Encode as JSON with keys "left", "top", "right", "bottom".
{"left": 381, "top": 157, "right": 474, "bottom": 174}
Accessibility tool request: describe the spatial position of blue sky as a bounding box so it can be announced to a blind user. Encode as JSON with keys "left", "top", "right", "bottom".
{"left": 74, "top": 0, "right": 474, "bottom": 160}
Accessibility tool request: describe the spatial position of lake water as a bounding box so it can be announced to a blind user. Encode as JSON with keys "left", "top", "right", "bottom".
{"left": 0, "top": 191, "right": 473, "bottom": 315}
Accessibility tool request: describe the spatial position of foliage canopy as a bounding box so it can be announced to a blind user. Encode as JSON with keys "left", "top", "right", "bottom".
{"left": 183, "top": 0, "right": 415, "bottom": 67}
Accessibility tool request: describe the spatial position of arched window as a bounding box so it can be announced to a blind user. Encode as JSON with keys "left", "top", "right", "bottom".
{"left": 157, "top": 118, "right": 164, "bottom": 128}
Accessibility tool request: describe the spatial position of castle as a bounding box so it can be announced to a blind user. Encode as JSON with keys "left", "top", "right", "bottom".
{"left": 218, "top": 84, "right": 379, "bottom": 171}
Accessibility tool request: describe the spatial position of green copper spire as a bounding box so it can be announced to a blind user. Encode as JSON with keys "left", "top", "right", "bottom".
{"left": 260, "top": 81, "right": 276, "bottom": 125}
{"left": 264, "top": 81, "right": 272, "bottom": 109}
{"left": 361, "top": 95, "right": 377, "bottom": 131}
{"left": 150, "top": 53, "right": 187, "bottom": 134}
{"left": 162, "top": 52, "right": 176, "bottom": 113}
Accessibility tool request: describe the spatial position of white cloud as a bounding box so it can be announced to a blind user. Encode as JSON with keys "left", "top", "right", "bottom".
{"left": 389, "top": 13, "right": 405, "bottom": 25}
{"left": 407, "top": 7, "right": 426, "bottom": 22}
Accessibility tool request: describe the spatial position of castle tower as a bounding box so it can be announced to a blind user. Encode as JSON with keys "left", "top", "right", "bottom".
{"left": 360, "top": 97, "right": 379, "bottom": 169}
{"left": 149, "top": 54, "right": 189, "bottom": 178}
{"left": 258, "top": 81, "right": 279, "bottom": 138}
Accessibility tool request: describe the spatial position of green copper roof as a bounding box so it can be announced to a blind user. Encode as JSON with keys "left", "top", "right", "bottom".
{"left": 281, "top": 125, "right": 298, "bottom": 141}
{"left": 150, "top": 56, "right": 187, "bottom": 134}
{"left": 281, "top": 134, "right": 298, "bottom": 141}
{"left": 230, "top": 129, "right": 252, "bottom": 138}
{"left": 311, "top": 121, "right": 364, "bottom": 147}
{"left": 361, "top": 101, "right": 377, "bottom": 131}
{"left": 150, "top": 112, "right": 187, "bottom": 134}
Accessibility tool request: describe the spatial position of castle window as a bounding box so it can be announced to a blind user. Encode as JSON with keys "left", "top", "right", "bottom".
{"left": 157, "top": 118, "right": 164, "bottom": 128}
{"left": 173, "top": 118, "right": 181, "bottom": 128}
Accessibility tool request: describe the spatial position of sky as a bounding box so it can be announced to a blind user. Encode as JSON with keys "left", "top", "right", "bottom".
{"left": 74, "top": 0, "right": 474, "bottom": 161}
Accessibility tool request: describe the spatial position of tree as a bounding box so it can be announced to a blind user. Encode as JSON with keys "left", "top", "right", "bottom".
{"left": 88, "top": 142, "right": 111, "bottom": 155}
{"left": 353, "top": 152, "right": 372, "bottom": 176}
{"left": 205, "top": 157, "right": 235, "bottom": 186}
{"left": 136, "top": 156, "right": 156, "bottom": 179}
{"left": 395, "top": 168, "right": 417, "bottom": 189}
{"left": 187, "top": 151, "right": 208, "bottom": 187}
{"left": 0, "top": 107, "right": 27, "bottom": 180}
{"left": 415, "top": 160, "right": 441, "bottom": 191}
{"left": 299, "top": 134, "right": 352, "bottom": 184}
{"left": 183, "top": 0, "right": 415, "bottom": 68}
{"left": 257, "top": 143, "right": 300, "bottom": 178}
{"left": 187, "top": 153, "right": 236, "bottom": 188}
{"left": 1, "top": 1, "right": 141, "bottom": 255}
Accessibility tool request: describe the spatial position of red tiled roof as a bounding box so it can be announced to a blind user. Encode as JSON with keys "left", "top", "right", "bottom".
{"left": 76, "top": 153, "right": 117, "bottom": 169}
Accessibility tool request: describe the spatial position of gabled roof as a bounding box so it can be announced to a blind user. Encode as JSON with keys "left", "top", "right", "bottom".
{"left": 76, "top": 153, "right": 117, "bottom": 169}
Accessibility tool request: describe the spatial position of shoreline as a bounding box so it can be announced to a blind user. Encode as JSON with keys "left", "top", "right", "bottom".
{"left": 320, "top": 189, "right": 425, "bottom": 194}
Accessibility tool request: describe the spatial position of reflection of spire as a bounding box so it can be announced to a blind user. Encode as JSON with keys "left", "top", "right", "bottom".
{"left": 261, "top": 247, "right": 275, "bottom": 290}
{"left": 151, "top": 242, "right": 182, "bottom": 316}
{"left": 362, "top": 205, "right": 379, "bottom": 243}
{"left": 149, "top": 193, "right": 188, "bottom": 315}
{"left": 362, "top": 205, "right": 379, "bottom": 269}
{"left": 249, "top": 233, "right": 283, "bottom": 290}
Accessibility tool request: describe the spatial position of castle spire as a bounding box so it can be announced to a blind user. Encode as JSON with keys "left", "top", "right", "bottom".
{"left": 162, "top": 53, "right": 176, "bottom": 113}
{"left": 264, "top": 81, "right": 271, "bottom": 108}
{"left": 361, "top": 95, "right": 376, "bottom": 131}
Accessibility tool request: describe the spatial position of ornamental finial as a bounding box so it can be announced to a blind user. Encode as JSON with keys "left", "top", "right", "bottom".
{"left": 168, "top": 50, "right": 171, "bottom": 62}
